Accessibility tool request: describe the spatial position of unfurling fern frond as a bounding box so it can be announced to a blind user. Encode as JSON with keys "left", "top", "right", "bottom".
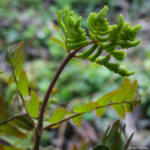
{"left": 57, "top": 9, "right": 88, "bottom": 51}
{"left": 79, "top": 6, "right": 142, "bottom": 76}
{"left": 55, "top": 6, "right": 142, "bottom": 76}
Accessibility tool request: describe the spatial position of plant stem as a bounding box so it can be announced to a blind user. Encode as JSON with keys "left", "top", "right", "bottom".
{"left": 32, "top": 41, "right": 94, "bottom": 150}
{"left": 32, "top": 50, "right": 78, "bottom": 150}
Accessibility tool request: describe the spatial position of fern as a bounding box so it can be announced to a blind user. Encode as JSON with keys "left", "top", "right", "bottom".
{"left": 54, "top": 6, "right": 142, "bottom": 76}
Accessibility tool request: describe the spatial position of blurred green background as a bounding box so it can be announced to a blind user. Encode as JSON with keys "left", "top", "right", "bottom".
{"left": 0, "top": 0, "right": 150, "bottom": 149}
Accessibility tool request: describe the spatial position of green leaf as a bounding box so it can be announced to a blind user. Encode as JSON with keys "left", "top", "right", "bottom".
{"left": 97, "top": 90, "right": 118, "bottom": 105}
{"left": 95, "top": 90, "right": 117, "bottom": 117}
{"left": 0, "top": 124, "right": 27, "bottom": 138}
{"left": 57, "top": 9, "right": 88, "bottom": 51}
{"left": 126, "top": 80, "right": 137, "bottom": 101}
{"left": 73, "top": 102, "right": 99, "bottom": 113}
{"left": 17, "top": 70, "right": 29, "bottom": 96}
{"left": 50, "top": 37, "right": 66, "bottom": 49}
{"left": 14, "top": 54, "right": 23, "bottom": 77}
{"left": 49, "top": 107, "right": 69, "bottom": 123}
{"left": 0, "top": 95, "right": 7, "bottom": 123}
{"left": 112, "top": 78, "right": 130, "bottom": 103}
{"left": 26, "top": 90, "right": 39, "bottom": 118}
{"left": 9, "top": 42, "right": 24, "bottom": 66}
{"left": 112, "top": 105, "right": 125, "bottom": 119}
{"left": 8, "top": 73, "right": 15, "bottom": 84}
{"left": 10, "top": 114, "right": 34, "bottom": 130}
{"left": 123, "top": 100, "right": 141, "bottom": 113}
{"left": 72, "top": 115, "right": 82, "bottom": 126}
{"left": 95, "top": 108, "right": 105, "bottom": 117}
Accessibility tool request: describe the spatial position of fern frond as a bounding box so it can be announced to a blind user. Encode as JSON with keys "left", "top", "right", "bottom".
{"left": 80, "top": 6, "right": 141, "bottom": 76}
{"left": 57, "top": 9, "right": 88, "bottom": 51}
{"left": 56, "top": 6, "right": 142, "bottom": 76}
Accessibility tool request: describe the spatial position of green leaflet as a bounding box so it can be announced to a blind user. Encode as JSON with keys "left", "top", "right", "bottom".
{"left": 50, "top": 37, "right": 66, "bottom": 49}
{"left": 111, "top": 50, "right": 126, "bottom": 61}
{"left": 112, "top": 105, "right": 125, "bottom": 119}
{"left": 88, "top": 6, "right": 109, "bottom": 41}
{"left": 7, "top": 42, "right": 24, "bottom": 84}
{"left": 26, "top": 90, "right": 39, "bottom": 118}
{"left": 95, "top": 78, "right": 140, "bottom": 119}
{"left": 57, "top": 9, "right": 88, "bottom": 51}
{"left": 96, "top": 90, "right": 117, "bottom": 117}
{"left": 79, "top": 44, "right": 98, "bottom": 59}
{"left": 0, "top": 124, "right": 27, "bottom": 138}
{"left": 14, "top": 54, "right": 23, "bottom": 77}
{"left": 0, "top": 95, "right": 7, "bottom": 123}
{"left": 8, "top": 73, "right": 15, "bottom": 84}
{"left": 9, "top": 42, "right": 24, "bottom": 66}
{"left": 73, "top": 102, "right": 99, "bottom": 113}
{"left": 72, "top": 115, "right": 82, "bottom": 126}
{"left": 112, "top": 78, "right": 130, "bottom": 103}
{"left": 9, "top": 114, "right": 34, "bottom": 130}
{"left": 126, "top": 80, "right": 138, "bottom": 101}
{"left": 17, "top": 70, "right": 29, "bottom": 96}
{"left": 49, "top": 107, "right": 69, "bottom": 123}
{"left": 95, "top": 108, "right": 105, "bottom": 117}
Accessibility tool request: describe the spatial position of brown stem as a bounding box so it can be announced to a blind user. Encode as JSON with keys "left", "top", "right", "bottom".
{"left": 32, "top": 50, "right": 78, "bottom": 150}
{"left": 32, "top": 41, "right": 95, "bottom": 150}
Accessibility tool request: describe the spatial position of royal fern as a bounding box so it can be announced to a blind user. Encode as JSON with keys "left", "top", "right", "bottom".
{"left": 54, "top": 6, "right": 142, "bottom": 76}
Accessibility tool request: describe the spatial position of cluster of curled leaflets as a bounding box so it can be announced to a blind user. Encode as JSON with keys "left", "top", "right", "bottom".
{"left": 55, "top": 5, "right": 142, "bottom": 76}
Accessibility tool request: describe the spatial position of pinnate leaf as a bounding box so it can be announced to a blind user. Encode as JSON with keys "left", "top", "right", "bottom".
{"left": 95, "top": 78, "right": 140, "bottom": 119}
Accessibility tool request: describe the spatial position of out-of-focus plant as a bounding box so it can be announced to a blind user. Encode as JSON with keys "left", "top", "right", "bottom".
{"left": 93, "top": 120, "right": 134, "bottom": 150}
{"left": 0, "top": 6, "right": 142, "bottom": 150}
